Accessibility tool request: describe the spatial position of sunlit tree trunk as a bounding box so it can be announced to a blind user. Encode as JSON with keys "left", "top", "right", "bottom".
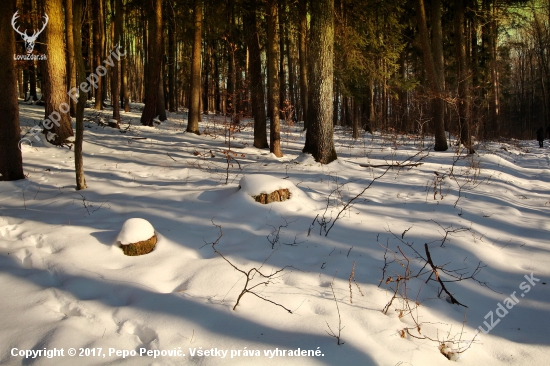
{"left": 44, "top": 0, "right": 74, "bottom": 144}
{"left": 65, "top": 0, "right": 76, "bottom": 116}
{"left": 73, "top": 0, "right": 87, "bottom": 189}
{"left": 303, "top": 0, "right": 337, "bottom": 164}
{"left": 187, "top": 0, "right": 202, "bottom": 134}
{"left": 267, "top": 0, "right": 282, "bottom": 157}
{"left": 110, "top": 0, "right": 122, "bottom": 128}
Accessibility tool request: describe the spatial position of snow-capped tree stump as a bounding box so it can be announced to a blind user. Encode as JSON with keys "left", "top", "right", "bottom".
{"left": 239, "top": 174, "right": 295, "bottom": 205}
{"left": 253, "top": 189, "right": 291, "bottom": 204}
{"left": 121, "top": 234, "right": 157, "bottom": 256}
{"left": 117, "top": 218, "right": 157, "bottom": 256}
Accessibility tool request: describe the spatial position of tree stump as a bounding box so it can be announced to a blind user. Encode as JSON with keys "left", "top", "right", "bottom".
{"left": 117, "top": 218, "right": 157, "bottom": 256}
{"left": 121, "top": 234, "right": 157, "bottom": 256}
{"left": 253, "top": 188, "right": 291, "bottom": 204}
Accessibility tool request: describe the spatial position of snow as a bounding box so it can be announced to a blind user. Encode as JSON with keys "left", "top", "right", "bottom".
{"left": 1, "top": 103, "right": 549, "bottom": 365}
{"left": 116, "top": 218, "right": 155, "bottom": 245}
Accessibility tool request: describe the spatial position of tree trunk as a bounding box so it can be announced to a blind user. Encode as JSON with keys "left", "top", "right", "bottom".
{"left": 0, "top": 0, "right": 24, "bottom": 181}
{"left": 140, "top": 0, "right": 163, "bottom": 126}
{"left": 93, "top": 0, "right": 103, "bottom": 110}
{"left": 65, "top": 0, "right": 76, "bottom": 116}
{"left": 73, "top": 0, "right": 87, "bottom": 189}
{"left": 109, "top": 0, "right": 122, "bottom": 127}
{"left": 267, "top": 0, "right": 283, "bottom": 157}
{"left": 431, "top": 0, "right": 446, "bottom": 131}
{"left": 157, "top": 65, "right": 167, "bottom": 121}
{"left": 415, "top": 0, "right": 448, "bottom": 151}
{"left": 298, "top": 0, "right": 308, "bottom": 127}
{"left": 243, "top": 0, "right": 269, "bottom": 149}
{"left": 187, "top": 0, "right": 202, "bottom": 134}
{"left": 168, "top": 11, "right": 176, "bottom": 112}
{"left": 44, "top": 0, "right": 74, "bottom": 144}
{"left": 303, "top": 0, "right": 337, "bottom": 164}
{"left": 455, "top": 0, "right": 474, "bottom": 153}
{"left": 279, "top": 1, "right": 286, "bottom": 116}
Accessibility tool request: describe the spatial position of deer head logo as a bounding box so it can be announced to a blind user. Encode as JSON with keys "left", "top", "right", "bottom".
{"left": 12, "top": 10, "right": 49, "bottom": 54}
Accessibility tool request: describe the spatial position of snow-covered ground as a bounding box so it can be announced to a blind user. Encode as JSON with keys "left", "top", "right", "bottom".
{"left": 1, "top": 102, "right": 549, "bottom": 365}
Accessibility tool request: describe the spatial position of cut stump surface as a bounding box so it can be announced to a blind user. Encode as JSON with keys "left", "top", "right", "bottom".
{"left": 253, "top": 189, "right": 291, "bottom": 204}
{"left": 121, "top": 234, "right": 157, "bottom": 256}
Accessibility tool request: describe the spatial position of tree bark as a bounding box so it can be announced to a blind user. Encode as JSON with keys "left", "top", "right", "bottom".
{"left": 44, "top": 0, "right": 74, "bottom": 144}
{"left": 0, "top": 0, "right": 24, "bottom": 181}
{"left": 73, "top": 0, "right": 87, "bottom": 189}
{"left": 65, "top": 0, "right": 76, "bottom": 116}
{"left": 415, "top": 0, "right": 448, "bottom": 151}
{"left": 455, "top": 0, "right": 474, "bottom": 153}
{"left": 92, "top": 0, "right": 103, "bottom": 110}
{"left": 187, "top": 0, "right": 202, "bottom": 134}
{"left": 303, "top": 0, "right": 337, "bottom": 164}
{"left": 168, "top": 11, "right": 176, "bottom": 112}
{"left": 140, "top": 0, "right": 163, "bottom": 126}
{"left": 298, "top": 0, "right": 308, "bottom": 127}
{"left": 243, "top": 0, "right": 269, "bottom": 149}
{"left": 267, "top": 0, "right": 283, "bottom": 157}
{"left": 110, "top": 0, "right": 122, "bottom": 127}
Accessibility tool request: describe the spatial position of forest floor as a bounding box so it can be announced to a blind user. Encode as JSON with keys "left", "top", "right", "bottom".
{"left": 1, "top": 102, "right": 549, "bottom": 365}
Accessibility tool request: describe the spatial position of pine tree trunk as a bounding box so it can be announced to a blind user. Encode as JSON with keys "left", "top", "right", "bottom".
{"left": 65, "top": 0, "right": 76, "bottom": 116}
{"left": 110, "top": 0, "right": 122, "bottom": 127}
{"left": 93, "top": 0, "right": 103, "bottom": 110}
{"left": 298, "top": 0, "right": 308, "bottom": 127}
{"left": 279, "top": 1, "right": 286, "bottom": 116}
{"left": 73, "top": 0, "right": 87, "bottom": 189}
{"left": 44, "top": 0, "right": 74, "bottom": 144}
{"left": 303, "top": 0, "right": 337, "bottom": 164}
{"left": 140, "top": 0, "right": 163, "bottom": 126}
{"left": 415, "top": 0, "right": 448, "bottom": 151}
{"left": 431, "top": 0, "right": 446, "bottom": 131}
{"left": 244, "top": 0, "right": 269, "bottom": 149}
{"left": 455, "top": 0, "right": 474, "bottom": 153}
{"left": 187, "top": 0, "right": 202, "bottom": 134}
{"left": 267, "top": 0, "right": 282, "bottom": 157}
{"left": 0, "top": 0, "right": 24, "bottom": 181}
{"left": 168, "top": 13, "right": 176, "bottom": 112}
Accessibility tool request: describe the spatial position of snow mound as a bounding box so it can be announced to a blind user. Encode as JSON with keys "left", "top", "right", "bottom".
{"left": 239, "top": 174, "right": 296, "bottom": 196}
{"left": 116, "top": 218, "right": 155, "bottom": 245}
{"left": 236, "top": 174, "right": 322, "bottom": 211}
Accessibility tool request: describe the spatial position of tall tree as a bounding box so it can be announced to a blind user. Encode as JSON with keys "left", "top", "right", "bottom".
{"left": 415, "top": 0, "right": 448, "bottom": 151}
{"left": 92, "top": 0, "right": 104, "bottom": 110}
{"left": 455, "top": 0, "right": 473, "bottom": 153}
{"left": 298, "top": 0, "right": 308, "bottom": 126}
{"left": 140, "top": 0, "right": 163, "bottom": 126}
{"left": 44, "top": 0, "right": 74, "bottom": 144}
{"left": 243, "top": 0, "right": 268, "bottom": 149}
{"left": 267, "top": 0, "right": 283, "bottom": 157}
{"left": 303, "top": 0, "right": 337, "bottom": 164}
{"left": 187, "top": 0, "right": 202, "bottom": 134}
{"left": 65, "top": 0, "right": 76, "bottom": 116}
{"left": 110, "top": 0, "right": 123, "bottom": 128}
{"left": 73, "top": 0, "right": 87, "bottom": 189}
{"left": 0, "top": 0, "right": 24, "bottom": 181}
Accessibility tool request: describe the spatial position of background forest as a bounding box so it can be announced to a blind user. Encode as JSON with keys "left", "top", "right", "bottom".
{"left": 2, "top": 0, "right": 550, "bottom": 173}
